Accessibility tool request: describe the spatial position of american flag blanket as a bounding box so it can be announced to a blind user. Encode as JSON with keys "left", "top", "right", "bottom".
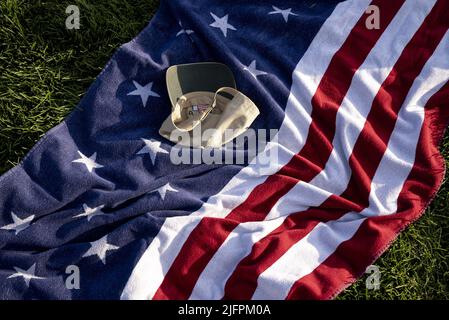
{"left": 1, "top": 0, "right": 448, "bottom": 300}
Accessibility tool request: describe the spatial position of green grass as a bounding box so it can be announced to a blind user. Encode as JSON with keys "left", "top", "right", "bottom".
{"left": 0, "top": 0, "right": 448, "bottom": 299}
